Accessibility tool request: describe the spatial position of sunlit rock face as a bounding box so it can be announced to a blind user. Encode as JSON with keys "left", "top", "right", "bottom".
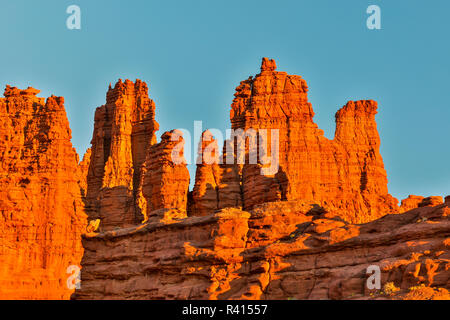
{"left": 85, "top": 79, "right": 159, "bottom": 230}
{"left": 0, "top": 86, "right": 87, "bottom": 299}
{"left": 75, "top": 59, "right": 446, "bottom": 301}
{"left": 74, "top": 201, "right": 450, "bottom": 300}
{"left": 190, "top": 130, "right": 242, "bottom": 217}
{"left": 139, "top": 129, "right": 190, "bottom": 223}
{"left": 226, "top": 57, "right": 398, "bottom": 223}
{"left": 3, "top": 58, "right": 447, "bottom": 301}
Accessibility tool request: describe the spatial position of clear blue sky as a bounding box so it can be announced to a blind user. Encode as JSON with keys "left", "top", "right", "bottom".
{"left": 1, "top": 0, "right": 449, "bottom": 201}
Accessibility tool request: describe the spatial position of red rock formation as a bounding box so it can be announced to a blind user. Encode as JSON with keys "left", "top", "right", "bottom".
{"left": 334, "top": 100, "right": 399, "bottom": 220}
{"left": 71, "top": 59, "right": 450, "bottom": 301}
{"left": 85, "top": 79, "right": 159, "bottom": 230}
{"left": 138, "top": 130, "right": 190, "bottom": 222}
{"left": 419, "top": 196, "right": 443, "bottom": 207}
{"left": 191, "top": 130, "right": 222, "bottom": 216}
{"left": 2, "top": 59, "right": 448, "bottom": 300}
{"left": 84, "top": 59, "right": 397, "bottom": 226}
{"left": 401, "top": 195, "right": 444, "bottom": 212}
{"left": 228, "top": 58, "right": 398, "bottom": 223}
{"left": 74, "top": 201, "right": 450, "bottom": 300}
{"left": 78, "top": 148, "right": 91, "bottom": 198}
{"left": 215, "top": 139, "right": 244, "bottom": 211}
{"left": 0, "top": 86, "right": 87, "bottom": 299}
{"left": 191, "top": 131, "right": 242, "bottom": 216}
{"left": 401, "top": 195, "right": 425, "bottom": 212}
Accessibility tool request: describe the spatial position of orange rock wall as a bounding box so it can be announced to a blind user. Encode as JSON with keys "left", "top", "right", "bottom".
{"left": 74, "top": 201, "right": 450, "bottom": 300}
{"left": 78, "top": 148, "right": 91, "bottom": 198}
{"left": 0, "top": 86, "right": 87, "bottom": 299}
{"left": 85, "top": 79, "right": 159, "bottom": 230}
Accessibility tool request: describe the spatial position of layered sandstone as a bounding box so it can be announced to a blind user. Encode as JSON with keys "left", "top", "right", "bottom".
{"left": 420, "top": 196, "right": 444, "bottom": 207}
{"left": 74, "top": 58, "right": 450, "bottom": 302}
{"left": 84, "top": 59, "right": 398, "bottom": 227}
{"left": 138, "top": 130, "right": 190, "bottom": 222}
{"left": 2, "top": 58, "right": 448, "bottom": 301}
{"left": 401, "top": 195, "right": 425, "bottom": 212}
{"left": 224, "top": 57, "right": 398, "bottom": 223}
{"left": 0, "top": 86, "right": 87, "bottom": 299}
{"left": 74, "top": 201, "right": 449, "bottom": 300}
{"left": 401, "top": 195, "right": 444, "bottom": 213}
{"left": 85, "top": 79, "right": 159, "bottom": 230}
{"left": 78, "top": 148, "right": 91, "bottom": 198}
{"left": 191, "top": 131, "right": 222, "bottom": 216}
{"left": 191, "top": 131, "right": 242, "bottom": 216}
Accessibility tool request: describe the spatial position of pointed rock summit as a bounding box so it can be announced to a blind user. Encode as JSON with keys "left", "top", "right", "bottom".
{"left": 227, "top": 57, "right": 398, "bottom": 223}
{"left": 4, "top": 85, "right": 41, "bottom": 97}
{"left": 0, "top": 86, "right": 87, "bottom": 299}
{"left": 81, "top": 58, "right": 399, "bottom": 227}
{"left": 261, "top": 57, "right": 277, "bottom": 72}
{"left": 85, "top": 79, "right": 159, "bottom": 230}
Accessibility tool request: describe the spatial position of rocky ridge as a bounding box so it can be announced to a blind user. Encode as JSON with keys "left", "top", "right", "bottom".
{"left": 74, "top": 58, "right": 448, "bottom": 300}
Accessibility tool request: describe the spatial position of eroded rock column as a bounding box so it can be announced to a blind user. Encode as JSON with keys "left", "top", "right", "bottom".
{"left": 85, "top": 79, "right": 159, "bottom": 230}
{"left": 0, "top": 86, "right": 87, "bottom": 299}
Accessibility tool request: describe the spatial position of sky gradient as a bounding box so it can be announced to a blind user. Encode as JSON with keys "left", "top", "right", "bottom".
{"left": 1, "top": 0, "right": 449, "bottom": 201}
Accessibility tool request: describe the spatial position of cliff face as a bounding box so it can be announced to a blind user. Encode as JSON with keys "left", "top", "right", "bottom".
{"left": 78, "top": 148, "right": 91, "bottom": 198}
{"left": 139, "top": 129, "right": 190, "bottom": 222}
{"left": 73, "top": 58, "right": 448, "bottom": 300}
{"left": 74, "top": 201, "right": 449, "bottom": 300}
{"left": 2, "top": 58, "right": 445, "bottom": 300}
{"left": 85, "top": 79, "right": 159, "bottom": 230}
{"left": 83, "top": 60, "right": 398, "bottom": 228}
{"left": 193, "top": 58, "right": 398, "bottom": 223}
{"left": 0, "top": 86, "right": 87, "bottom": 299}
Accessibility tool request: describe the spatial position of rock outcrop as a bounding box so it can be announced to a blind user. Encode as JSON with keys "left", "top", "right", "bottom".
{"left": 85, "top": 79, "right": 159, "bottom": 230}
{"left": 191, "top": 131, "right": 242, "bottom": 216}
{"left": 139, "top": 130, "right": 190, "bottom": 222}
{"left": 401, "top": 195, "right": 426, "bottom": 212}
{"left": 74, "top": 200, "right": 449, "bottom": 300}
{"left": 191, "top": 130, "right": 222, "bottom": 216}
{"left": 192, "top": 57, "right": 398, "bottom": 223}
{"left": 420, "top": 196, "right": 444, "bottom": 207}
{"left": 83, "top": 59, "right": 398, "bottom": 228}
{"left": 2, "top": 58, "right": 446, "bottom": 301}
{"left": 401, "top": 195, "right": 444, "bottom": 213}
{"left": 78, "top": 148, "right": 91, "bottom": 198}
{"left": 0, "top": 86, "right": 87, "bottom": 299}
{"left": 75, "top": 58, "right": 442, "bottom": 300}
